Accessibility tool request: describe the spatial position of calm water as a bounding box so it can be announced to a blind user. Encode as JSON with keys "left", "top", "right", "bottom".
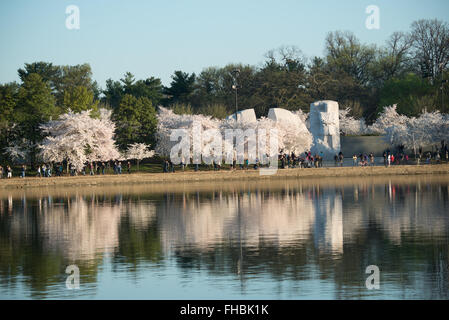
{"left": 1, "top": 176, "right": 449, "bottom": 300}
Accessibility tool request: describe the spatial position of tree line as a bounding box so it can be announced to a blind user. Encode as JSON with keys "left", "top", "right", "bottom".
{"left": 0, "top": 18, "right": 448, "bottom": 165}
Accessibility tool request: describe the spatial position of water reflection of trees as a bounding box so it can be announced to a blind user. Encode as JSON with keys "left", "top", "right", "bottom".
{"left": 0, "top": 193, "right": 161, "bottom": 298}
{"left": 0, "top": 179, "right": 448, "bottom": 298}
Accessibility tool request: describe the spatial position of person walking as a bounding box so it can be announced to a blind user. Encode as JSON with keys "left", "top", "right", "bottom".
{"left": 352, "top": 155, "right": 357, "bottom": 167}
{"left": 21, "top": 165, "right": 26, "bottom": 178}
{"left": 7, "top": 165, "right": 12, "bottom": 178}
{"left": 280, "top": 154, "right": 285, "bottom": 169}
{"left": 338, "top": 152, "right": 344, "bottom": 167}
{"left": 369, "top": 153, "right": 374, "bottom": 166}
{"left": 0, "top": 165, "right": 3, "bottom": 179}
{"left": 387, "top": 154, "right": 391, "bottom": 167}
{"left": 127, "top": 161, "right": 131, "bottom": 174}
{"left": 181, "top": 156, "right": 186, "bottom": 171}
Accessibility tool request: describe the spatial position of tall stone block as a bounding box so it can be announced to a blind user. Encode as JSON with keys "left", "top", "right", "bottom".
{"left": 309, "top": 100, "right": 340, "bottom": 158}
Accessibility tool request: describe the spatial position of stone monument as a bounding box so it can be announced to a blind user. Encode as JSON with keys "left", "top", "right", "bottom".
{"left": 268, "top": 108, "right": 308, "bottom": 131}
{"left": 309, "top": 100, "right": 340, "bottom": 158}
{"left": 226, "top": 108, "right": 257, "bottom": 123}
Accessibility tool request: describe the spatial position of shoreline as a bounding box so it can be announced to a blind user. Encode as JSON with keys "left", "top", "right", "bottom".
{"left": 1, "top": 164, "right": 449, "bottom": 189}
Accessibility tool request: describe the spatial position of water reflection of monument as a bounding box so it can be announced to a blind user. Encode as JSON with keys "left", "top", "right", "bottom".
{"left": 1, "top": 180, "right": 448, "bottom": 298}
{"left": 157, "top": 189, "right": 343, "bottom": 255}
{"left": 312, "top": 190, "right": 343, "bottom": 253}
{"left": 1, "top": 182, "right": 447, "bottom": 262}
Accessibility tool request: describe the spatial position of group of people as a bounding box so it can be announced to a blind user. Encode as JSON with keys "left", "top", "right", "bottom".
{"left": 74, "top": 161, "right": 132, "bottom": 176}
{"left": 382, "top": 151, "right": 410, "bottom": 167}
{"left": 333, "top": 152, "right": 345, "bottom": 167}
{"left": 301, "top": 152, "right": 324, "bottom": 168}
{"left": 278, "top": 151, "right": 326, "bottom": 169}
{"left": 163, "top": 159, "right": 176, "bottom": 173}
{"left": 0, "top": 165, "right": 13, "bottom": 179}
{"left": 37, "top": 163, "right": 61, "bottom": 177}
{"left": 352, "top": 153, "right": 375, "bottom": 167}
{"left": 3, "top": 142, "right": 449, "bottom": 179}
{"left": 0, "top": 160, "right": 136, "bottom": 179}
{"left": 424, "top": 142, "right": 449, "bottom": 164}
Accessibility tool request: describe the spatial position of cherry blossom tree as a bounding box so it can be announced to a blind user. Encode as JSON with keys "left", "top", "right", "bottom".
{"left": 38, "top": 109, "right": 120, "bottom": 172}
{"left": 339, "top": 108, "right": 368, "bottom": 135}
{"left": 294, "top": 109, "right": 310, "bottom": 130}
{"left": 124, "top": 143, "right": 155, "bottom": 171}
{"left": 156, "top": 106, "right": 222, "bottom": 163}
{"left": 368, "top": 105, "right": 409, "bottom": 135}
{"left": 156, "top": 106, "right": 313, "bottom": 166}
{"left": 3, "top": 138, "right": 33, "bottom": 163}
{"left": 382, "top": 109, "right": 449, "bottom": 154}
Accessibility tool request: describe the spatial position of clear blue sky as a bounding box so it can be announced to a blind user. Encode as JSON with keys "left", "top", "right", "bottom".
{"left": 1, "top": 0, "right": 448, "bottom": 87}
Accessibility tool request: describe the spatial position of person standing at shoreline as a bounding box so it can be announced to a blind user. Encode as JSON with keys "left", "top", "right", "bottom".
{"left": 338, "top": 152, "right": 344, "bottom": 167}
{"left": 7, "top": 165, "right": 12, "bottom": 178}
{"left": 369, "top": 153, "right": 374, "bottom": 166}
{"left": 21, "top": 165, "right": 26, "bottom": 178}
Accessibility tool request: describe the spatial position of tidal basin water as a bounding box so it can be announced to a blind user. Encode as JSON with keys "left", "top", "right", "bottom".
{"left": 1, "top": 176, "right": 449, "bottom": 300}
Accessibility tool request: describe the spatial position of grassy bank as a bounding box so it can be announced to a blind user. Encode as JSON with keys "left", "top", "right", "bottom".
{"left": 1, "top": 164, "right": 449, "bottom": 189}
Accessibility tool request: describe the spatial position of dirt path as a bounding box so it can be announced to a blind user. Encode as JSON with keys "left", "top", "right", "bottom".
{"left": 1, "top": 164, "right": 449, "bottom": 189}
